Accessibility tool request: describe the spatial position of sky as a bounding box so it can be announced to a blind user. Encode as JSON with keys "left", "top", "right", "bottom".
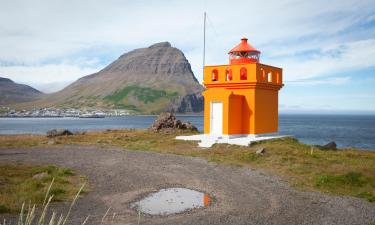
{"left": 0, "top": 0, "right": 374, "bottom": 113}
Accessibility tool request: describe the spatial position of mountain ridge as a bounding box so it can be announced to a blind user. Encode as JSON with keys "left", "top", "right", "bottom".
{"left": 16, "top": 42, "right": 204, "bottom": 114}
{"left": 0, "top": 77, "right": 44, "bottom": 105}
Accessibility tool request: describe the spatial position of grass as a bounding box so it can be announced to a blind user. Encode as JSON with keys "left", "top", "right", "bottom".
{"left": 1, "top": 129, "right": 374, "bottom": 203}
{"left": 0, "top": 135, "right": 45, "bottom": 149}
{"left": 0, "top": 180, "right": 122, "bottom": 225}
{"left": 0, "top": 163, "right": 86, "bottom": 213}
{"left": 104, "top": 85, "right": 178, "bottom": 110}
{"left": 315, "top": 172, "right": 375, "bottom": 202}
{"left": 1, "top": 180, "right": 88, "bottom": 225}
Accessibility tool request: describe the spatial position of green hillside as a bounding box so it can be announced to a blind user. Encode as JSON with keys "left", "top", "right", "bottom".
{"left": 104, "top": 85, "right": 179, "bottom": 113}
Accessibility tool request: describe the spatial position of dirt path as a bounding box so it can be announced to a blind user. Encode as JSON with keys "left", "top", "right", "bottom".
{"left": 0, "top": 145, "right": 374, "bottom": 225}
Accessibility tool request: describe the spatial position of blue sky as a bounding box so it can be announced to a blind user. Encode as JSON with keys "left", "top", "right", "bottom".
{"left": 0, "top": 0, "right": 374, "bottom": 113}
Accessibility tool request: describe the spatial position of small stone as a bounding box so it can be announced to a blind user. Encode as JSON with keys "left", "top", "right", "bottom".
{"left": 255, "top": 147, "right": 266, "bottom": 155}
{"left": 321, "top": 141, "right": 337, "bottom": 150}
{"left": 32, "top": 172, "right": 48, "bottom": 179}
{"left": 47, "top": 140, "right": 56, "bottom": 145}
{"left": 46, "top": 129, "right": 73, "bottom": 137}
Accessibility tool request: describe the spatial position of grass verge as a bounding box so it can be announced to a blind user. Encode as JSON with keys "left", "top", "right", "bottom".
{"left": 1, "top": 129, "right": 374, "bottom": 203}
{"left": 0, "top": 162, "right": 86, "bottom": 213}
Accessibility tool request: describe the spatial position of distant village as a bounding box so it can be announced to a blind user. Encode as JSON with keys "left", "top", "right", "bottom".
{"left": 0, "top": 107, "right": 132, "bottom": 118}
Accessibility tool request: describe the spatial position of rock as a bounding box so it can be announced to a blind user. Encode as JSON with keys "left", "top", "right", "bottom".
{"left": 255, "top": 147, "right": 266, "bottom": 155}
{"left": 321, "top": 141, "right": 337, "bottom": 150}
{"left": 32, "top": 172, "right": 48, "bottom": 179}
{"left": 181, "top": 121, "right": 198, "bottom": 131}
{"left": 46, "top": 129, "right": 73, "bottom": 137}
{"left": 150, "top": 112, "right": 177, "bottom": 131}
{"left": 149, "top": 112, "right": 198, "bottom": 132}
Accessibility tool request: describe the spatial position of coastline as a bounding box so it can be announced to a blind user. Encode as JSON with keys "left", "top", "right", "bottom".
{"left": 1, "top": 115, "right": 375, "bottom": 150}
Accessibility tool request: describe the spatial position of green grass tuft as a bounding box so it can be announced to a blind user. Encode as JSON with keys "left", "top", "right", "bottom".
{"left": 0, "top": 204, "right": 11, "bottom": 213}
{"left": 50, "top": 187, "right": 67, "bottom": 196}
{"left": 314, "top": 172, "right": 375, "bottom": 201}
{"left": 356, "top": 192, "right": 375, "bottom": 202}
{"left": 315, "top": 172, "right": 367, "bottom": 188}
{"left": 0, "top": 163, "right": 86, "bottom": 213}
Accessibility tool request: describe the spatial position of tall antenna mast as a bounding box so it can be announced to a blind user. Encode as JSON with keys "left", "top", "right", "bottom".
{"left": 203, "top": 11, "right": 206, "bottom": 72}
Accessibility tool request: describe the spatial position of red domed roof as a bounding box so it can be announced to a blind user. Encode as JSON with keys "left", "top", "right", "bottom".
{"left": 229, "top": 37, "right": 260, "bottom": 54}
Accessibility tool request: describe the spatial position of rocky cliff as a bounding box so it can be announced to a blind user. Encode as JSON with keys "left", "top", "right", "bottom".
{"left": 39, "top": 42, "right": 204, "bottom": 113}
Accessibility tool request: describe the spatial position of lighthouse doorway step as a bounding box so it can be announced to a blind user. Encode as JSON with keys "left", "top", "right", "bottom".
{"left": 176, "top": 134, "right": 288, "bottom": 148}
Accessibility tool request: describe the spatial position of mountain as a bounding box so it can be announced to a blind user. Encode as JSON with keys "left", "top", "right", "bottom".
{"left": 36, "top": 42, "right": 204, "bottom": 114}
{"left": 0, "top": 77, "right": 43, "bottom": 105}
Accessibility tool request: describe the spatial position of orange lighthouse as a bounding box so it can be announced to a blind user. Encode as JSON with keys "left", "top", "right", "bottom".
{"left": 177, "top": 37, "right": 284, "bottom": 147}
{"left": 202, "top": 37, "right": 283, "bottom": 137}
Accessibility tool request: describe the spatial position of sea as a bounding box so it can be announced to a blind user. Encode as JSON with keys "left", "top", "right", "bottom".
{"left": 0, "top": 114, "right": 374, "bottom": 150}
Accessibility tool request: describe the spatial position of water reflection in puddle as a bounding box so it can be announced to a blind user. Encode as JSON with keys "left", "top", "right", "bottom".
{"left": 131, "top": 188, "right": 210, "bottom": 215}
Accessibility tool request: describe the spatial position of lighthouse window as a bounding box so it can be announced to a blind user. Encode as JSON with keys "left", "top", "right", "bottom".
{"left": 239, "top": 51, "right": 249, "bottom": 57}
{"left": 212, "top": 69, "right": 218, "bottom": 81}
{"left": 267, "top": 72, "right": 272, "bottom": 82}
{"left": 230, "top": 52, "right": 241, "bottom": 59}
{"left": 249, "top": 53, "right": 259, "bottom": 60}
{"left": 240, "top": 67, "right": 247, "bottom": 80}
{"left": 225, "top": 68, "right": 232, "bottom": 81}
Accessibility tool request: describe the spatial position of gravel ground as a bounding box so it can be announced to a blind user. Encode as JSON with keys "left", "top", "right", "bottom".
{"left": 0, "top": 145, "right": 374, "bottom": 225}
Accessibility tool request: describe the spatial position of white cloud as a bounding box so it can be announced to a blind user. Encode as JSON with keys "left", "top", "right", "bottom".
{"left": 0, "top": 63, "right": 101, "bottom": 93}
{"left": 273, "top": 39, "right": 375, "bottom": 82}
{"left": 0, "top": 0, "right": 374, "bottom": 94}
{"left": 31, "top": 81, "right": 72, "bottom": 93}
{"left": 287, "top": 76, "right": 351, "bottom": 86}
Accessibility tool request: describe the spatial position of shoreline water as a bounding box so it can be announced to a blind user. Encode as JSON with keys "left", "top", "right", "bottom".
{"left": 1, "top": 114, "right": 375, "bottom": 150}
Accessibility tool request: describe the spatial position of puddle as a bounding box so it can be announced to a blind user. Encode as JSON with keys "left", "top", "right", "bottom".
{"left": 131, "top": 188, "right": 210, "bottom": 215}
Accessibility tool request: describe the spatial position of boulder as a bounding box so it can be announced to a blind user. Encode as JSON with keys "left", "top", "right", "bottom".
{"left": 149, "top": 112, "right": 198, "bottom": 132}
{"left": 321, "top": 141, "right": 337, "bottom": 150}
{"left": 46, "top": 129, "right": 73, "bottom": 137}
{"left": 150, "top": 112, "right": 176, "bottom": 131}
{"left": 181, "top": 121, "right": 197, "bottom": 131}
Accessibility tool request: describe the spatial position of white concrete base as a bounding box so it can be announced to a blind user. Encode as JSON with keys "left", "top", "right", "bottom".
{"left": 176, "top": 134, "right": 288, "bottom": 148}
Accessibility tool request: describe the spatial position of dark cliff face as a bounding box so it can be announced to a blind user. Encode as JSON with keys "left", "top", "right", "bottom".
{"left": 0, "top": 77, "right": 43, "bottom": 105}
{"left": 170, "top": 93, "right": 204, "bottom": 113}
{"left": 49, "top": 42, "right": 204, "bottom": 113}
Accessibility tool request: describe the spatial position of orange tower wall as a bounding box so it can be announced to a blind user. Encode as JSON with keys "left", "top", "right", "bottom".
{"left": 203, "top": 63, "right": 283, "bottom": 136}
